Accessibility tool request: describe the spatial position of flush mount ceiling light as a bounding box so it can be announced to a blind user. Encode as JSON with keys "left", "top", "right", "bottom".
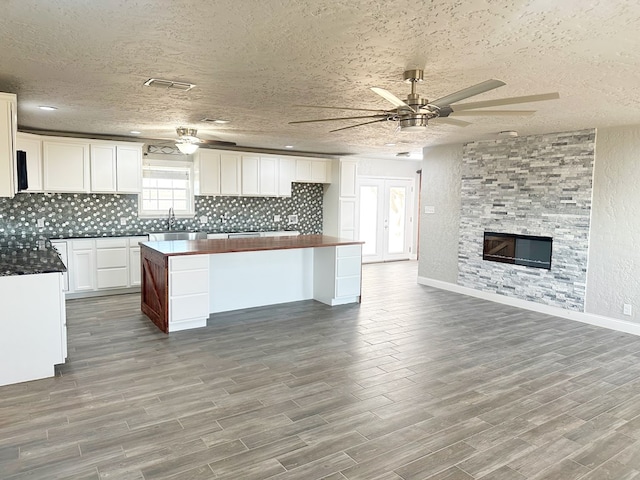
{"left": 130, "top": 130, "right": 141, "bottom": 135}
{"left": 38, "top": 106, "right": 57, "bottom": 111}
{"left": 284, "top": 145, "right": 294, "bottom": 149}
{"left": 143, "top": 78, "right": 196, "bottom": 91}
{"left": 384, "top": 142, "right": 396, "bottom": 146}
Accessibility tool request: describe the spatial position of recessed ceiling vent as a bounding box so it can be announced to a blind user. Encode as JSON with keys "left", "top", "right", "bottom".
{"left": 200, "top": 117, "right": 230, "bottom": 124}
{"left": 143, "top": 78, "right": 196, "bottom": 91}
{"left": 396, "top": 151, "right": 411, "bottom": 157}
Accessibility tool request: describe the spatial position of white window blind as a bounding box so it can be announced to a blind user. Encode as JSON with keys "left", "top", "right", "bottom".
{"left": 140, "top": 159, "right": 194, "bottom": 217}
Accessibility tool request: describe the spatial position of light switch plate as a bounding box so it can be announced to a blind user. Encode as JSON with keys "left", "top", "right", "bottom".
{"left": 274, "top": 215, "right": 281, "bottom": 222}
{"left": 199, "top": 215, "right": 208, "bottom": 224}
{"left": 288, "top": 214, "right": 298, "bottom": 225}
{"left": 424, "top": 206, "right": 435, "bottom": 214}
{"left": 120, "top": 217, "right": 127, "bottom": 226}
{"left": 37, "top": 218, "right": 45, "bottom": 228}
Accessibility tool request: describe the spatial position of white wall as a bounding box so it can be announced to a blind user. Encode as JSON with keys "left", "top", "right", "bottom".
{"left": 586, "top": 125, "right": 640, "bottom": 322}
{"left": 418, "top": 144, "right": 462, "bottom": 283}
{"left": 356, "top": 157, "right": 421, "bottom": 178}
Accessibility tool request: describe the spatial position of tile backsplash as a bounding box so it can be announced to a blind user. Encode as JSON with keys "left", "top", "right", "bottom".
{"left": 0, "top": 183, "right": 323, "bottom": 237}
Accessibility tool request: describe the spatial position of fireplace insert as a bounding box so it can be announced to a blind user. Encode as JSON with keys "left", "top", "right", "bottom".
{"left": 483, "top": 232, "right": 552, "bottom": 269}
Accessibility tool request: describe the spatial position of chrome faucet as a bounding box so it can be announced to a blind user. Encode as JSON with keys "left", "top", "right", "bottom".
{"left": 167, "top": 207, "right": 176, "bottom": 230}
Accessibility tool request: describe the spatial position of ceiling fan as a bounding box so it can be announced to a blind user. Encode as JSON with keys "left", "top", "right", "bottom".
{"left": 289, "top": 69, "right": 559, "bottom": 132}
{"left": 149, "top": 127, "right": 237, "bottom": 154}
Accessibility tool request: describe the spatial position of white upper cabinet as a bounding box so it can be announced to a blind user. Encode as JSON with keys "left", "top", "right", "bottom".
{"left": 90, "top": 143, "right": 117, "bottom": 192}
{"left": 43, "top": 139, "right": 91, "bottom": 193}
{"left": 115, "top": 144, "right": 142, "bottom": 193}
{"left": 90, "top": 142, "right": 142, "bottom": 193}
{"left": 220, "top": 152, "right": 242, "bottom": 195}
{"left": 295, "top": 158, "right": 332, "bottom": 184}
{"left": 241, "top": 155, "right": 260, "bottom": 196}
{"left": 0, "top": 92, "right": 17, "bottom": 198}
{"left": 278, "top": 157, "right": 296, "bottom": 197}
{"left": 340, "top": 159, "right": 358, "bottom": 198}
{"left": 195, "top": 149, "right": 221, "bottom": 196}
{"left": 16, "top": 132, "right": 43, "bottom": 192}
{"left": 259, "top": 156, "right": 278, "bottom": 196}
{"left": 241, "top": 155, "right": 278, "bottom": 196}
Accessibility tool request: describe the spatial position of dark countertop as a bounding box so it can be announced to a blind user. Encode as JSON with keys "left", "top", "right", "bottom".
{"left": 0, "top": 236, "right": 67, "bottom": 277}
{"left": 141, "top": 234, "right": 363, "bottom": 257}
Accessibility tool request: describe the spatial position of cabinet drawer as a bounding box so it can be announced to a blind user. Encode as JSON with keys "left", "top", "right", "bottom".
{"left": 169, "top": 255, "right": 209, "bottom": 271}
{"left": 96, "top": 248, "right": 127, "bottom": 268}
{"left": 72, "top": 239, "right": 94, "bottom": 250}
{"left": 96, "top": 238, "right": 127, "bottom": 248}
{"left": 337, "top": 256, "right": 361, "bottom": 277}
{"left": 97, "top": 267, "right": 128, "bottom": 289}
{"left": 170, "top": 270, "right": 209, "bottom": 296}
{"left": 170, "top": 294, "right": 209, "bottom": 322}
{"left": 337, "top": 245, "right": 361, "bottom": 258}
{"left": 336, "top": 276, "right": 361, "bottom": 297}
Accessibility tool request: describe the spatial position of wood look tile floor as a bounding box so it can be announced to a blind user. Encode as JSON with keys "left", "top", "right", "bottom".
{"left": 3, "top": 261, "right": 640, "bottom": 479}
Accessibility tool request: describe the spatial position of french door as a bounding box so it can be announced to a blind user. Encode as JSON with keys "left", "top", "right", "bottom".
{"left": 357, "top": 177, "right": 414, "bottom": 263}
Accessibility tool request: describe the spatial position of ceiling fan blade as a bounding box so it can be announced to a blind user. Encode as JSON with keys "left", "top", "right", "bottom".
{"left": 329, "top": 118, "right": 391, "bottom": 132}
{"left": 370, "top": 87, "right": 416, "bottom": 112}
{"left": 289, "top": 114, "right": 384, "bottom": 125}
{"left": 451, "top": 92, "right": 560, "bottom": 111}
{"left": 294, "top": 104, "right": 389, "bottom": 113}
{"left": 430, "top": 79, "right": 506, "bottom": 107}
{"left": 430, "top": 117, "right": 472, "bottom": 127}
{"left": 449, "top": 110, "right": 536, "bottom": 116}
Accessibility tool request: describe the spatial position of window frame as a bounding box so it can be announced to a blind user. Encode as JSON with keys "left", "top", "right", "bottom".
{"left": 138, "top": 157, "right": 195, "bottom": 218}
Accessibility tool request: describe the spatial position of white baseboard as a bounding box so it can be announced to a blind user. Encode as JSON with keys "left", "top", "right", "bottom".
{"left": 417, "top": 276, "right": 640, "bottom": 337}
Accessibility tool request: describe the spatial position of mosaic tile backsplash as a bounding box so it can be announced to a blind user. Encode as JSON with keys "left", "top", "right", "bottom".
{"left": 0, "top": 183, "right": 323, "bottom": 237}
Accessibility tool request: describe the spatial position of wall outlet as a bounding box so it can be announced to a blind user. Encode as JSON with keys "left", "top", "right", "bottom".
{"left": 274, "top": 215, "right": 281, "bottom": 222}
{"left": 120, "top": 217, "right": 127, "bottom": 226}
{"left": 37, "top": 218, "right": 45, "bottom": 228}
{"left": 288, "top": 214, "right": 298, "bottom": 225}
{"left": 199, "top": 215, "right": 208, "bottom": 224}
{"left": 624, "top": 303, "right": 633, "bottom": 316}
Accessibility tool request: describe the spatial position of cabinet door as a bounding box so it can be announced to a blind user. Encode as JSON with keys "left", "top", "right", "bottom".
{"left": 129, "top": 247, "right": 141, "bottom": 286}
{"left": 71, "top": 248, "right": 96, "bottom": 291}
{"left": 259, "top": 157, "right": 278, "bottom": 196}
{"left": 50, "top": 241, "right": 70, "bottom": 292}
{"left": 197, "top": 149, "right": 221, "bottom": 195}
{"left": 296, "top": 159, "right": 311, "bottom": 182}
{"left": 43, "top": 140, "right": 90, "bottom": 192}
{"left": 116, "top": 145, "right": 142, "bottom": 193}
{"left": 311, "top": 160, "right": 328, "bottom": 183}
{"left": 278, "top": 157, "right": 296, "bottom": 196}
{"left": 16, "top": 133, "right": 43, "bottom": 192}
{"left": 241, "top": 155, "right": 260, "bottom": 195}
{"left": 340, "top": 160, "right": 357, "bottom": 197}
{"left": 220, "top": 153, "right": 241, "bottom": 195}
{"left": 90, "top": 144, "right": 117, "bottom": 192}
{"left": 0, "top": 93, "right": 17, "bottom": 198}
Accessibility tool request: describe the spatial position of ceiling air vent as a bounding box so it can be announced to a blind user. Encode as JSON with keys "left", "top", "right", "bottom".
{"left": 200, "top": 117, "right": 230, "bottom": 124}
{"left": 396, "top": 152, "right": 411, "bottom": 157}
{"left": 143, "top": 78, "right": 196, "bottom": 91}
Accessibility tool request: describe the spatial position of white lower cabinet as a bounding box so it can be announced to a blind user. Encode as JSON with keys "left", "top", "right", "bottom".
{"left": 96, "top": 238, "right": 128, "bottom": 289}
{"left": 313, "top": 244, "right": 362, "bottom": 306}
{"left": 50, "top": 240, "right": 70, "bottom": 292}
{"left": 168, "top": 254, "right": 209, "bottom": 332}
{"left": 64, "top": 235, "right": 147, "bottom": 297}
{"left": 71, "top": 240, "right": 96, "bottom": 292}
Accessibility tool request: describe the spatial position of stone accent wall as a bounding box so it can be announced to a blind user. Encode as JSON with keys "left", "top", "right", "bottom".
{"left": 458, "top": 130, "right": 595, "bottom": 311}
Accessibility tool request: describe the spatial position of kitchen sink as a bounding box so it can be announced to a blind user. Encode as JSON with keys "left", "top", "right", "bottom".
{"left": 147, "top": 231, "right": 208, "bottom": 242}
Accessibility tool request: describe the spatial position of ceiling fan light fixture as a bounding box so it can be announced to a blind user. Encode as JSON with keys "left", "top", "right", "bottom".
{"left": 175, "top": 142, "right": 199, "bottom": 154}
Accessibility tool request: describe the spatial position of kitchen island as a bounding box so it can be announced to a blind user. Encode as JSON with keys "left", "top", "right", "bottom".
{"left": 140, "top": 235, "right": 363, "bottom": 333}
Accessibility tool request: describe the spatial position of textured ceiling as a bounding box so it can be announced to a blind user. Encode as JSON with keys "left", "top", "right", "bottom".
{"left": 1, "top": 0, "right": 640, "bottom": 160}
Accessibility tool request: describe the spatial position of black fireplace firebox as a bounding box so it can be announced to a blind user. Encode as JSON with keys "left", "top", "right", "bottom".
{"left": 483, "top": 232, "right": 552, "bottom": 269}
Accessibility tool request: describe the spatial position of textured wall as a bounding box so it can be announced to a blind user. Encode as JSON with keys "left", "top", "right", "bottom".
{"left": 0, "top": 183, "right": 323, "bottom": 237}
{"left": 418, "top": 144, "right": 463, "bottom": 283}
{"left": 586, "top": 126, "right": 640, "bottom": 321}
{"left": 458, "top": 130, "right": 595, "bottom": 310}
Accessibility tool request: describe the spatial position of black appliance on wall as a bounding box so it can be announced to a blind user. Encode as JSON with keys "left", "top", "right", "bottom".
{"left": 16, "top": 150, "right": 28, "bottom": 191}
